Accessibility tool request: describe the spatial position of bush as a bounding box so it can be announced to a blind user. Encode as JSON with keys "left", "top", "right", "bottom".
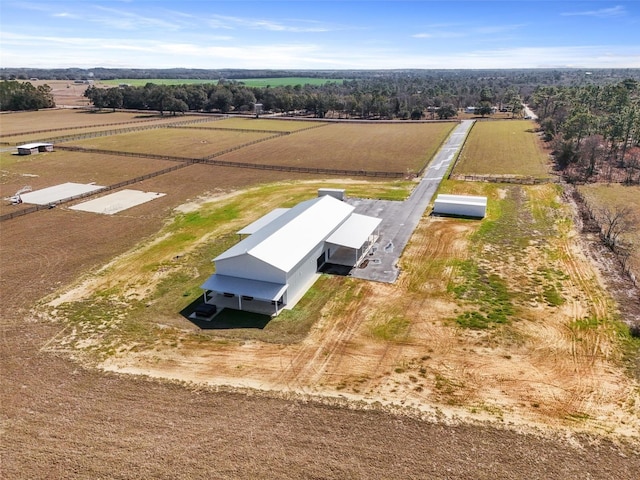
{"left": 630, "top": 323, "right": 640, "bottom": 338}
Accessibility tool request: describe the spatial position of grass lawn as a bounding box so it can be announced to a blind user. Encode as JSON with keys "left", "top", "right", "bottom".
{"left": 455, "top": 120, "right": 551, "bottom": 177}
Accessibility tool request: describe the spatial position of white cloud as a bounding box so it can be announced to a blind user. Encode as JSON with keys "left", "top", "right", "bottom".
{"left": 2, "top": 30, "right": 638, "bottom": 70}
{"left": 561, "top": 5, "right": 627, "bottom": 18}
{"left": 205, "top": 14, "right": 334, "bottom": 33}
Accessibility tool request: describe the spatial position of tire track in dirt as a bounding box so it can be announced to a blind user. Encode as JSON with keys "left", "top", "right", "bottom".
{"left": 276, "top": 284, "right": 370, "bottom": 390}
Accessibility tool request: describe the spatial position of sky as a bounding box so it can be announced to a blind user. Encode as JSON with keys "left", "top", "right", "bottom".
{"left": 1, "top": 0, "right": 639, "bottom": 70}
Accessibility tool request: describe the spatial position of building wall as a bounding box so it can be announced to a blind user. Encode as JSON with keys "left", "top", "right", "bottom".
{"left": 215, "top": 255, "right": 285, "bottom": 284}
{"left": 433, "top": 201, "right": 486, "bottom": 218}
{"left": 285, "top": 241, "right": 328, "bottom": 303}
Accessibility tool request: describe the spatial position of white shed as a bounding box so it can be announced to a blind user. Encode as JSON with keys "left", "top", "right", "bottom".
{"left": 433, "top": 194, "right": 487, "bottom": 218}
{"left": 17, "top": 143, "right": 54, "bottom": 155}
{"left": 201, "top": 195, "right": 380, "bottom": 315}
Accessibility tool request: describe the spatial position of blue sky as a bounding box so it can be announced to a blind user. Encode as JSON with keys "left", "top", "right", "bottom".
{"left": 1, "top": 1, "right": 638, "bottom": 69}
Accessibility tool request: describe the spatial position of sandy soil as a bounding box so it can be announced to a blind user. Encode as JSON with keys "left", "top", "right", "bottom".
{"left": 38, "top": 191, "right": 640, "bottom": 443}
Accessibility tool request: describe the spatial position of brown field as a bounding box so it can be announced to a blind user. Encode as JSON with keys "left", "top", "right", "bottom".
{"left": 218, "top": 122, "right": 454, "bottom": 173}
{"left": 578, "top": 184, "right": 640, "bottom": 282}
{"left": 0, "top": 108, "right": 188, "bottom": 138}
{"left": 1, "top": 110, "right": 639, "bottom": 478}
{"left": 455, "top": 120, "right": 552, "bottom": 177}
{"left": 60, "top": 127, "right": 274, "bottom": 158}
{"left": 195, "top": 117, "right": 323, "bottom": 132}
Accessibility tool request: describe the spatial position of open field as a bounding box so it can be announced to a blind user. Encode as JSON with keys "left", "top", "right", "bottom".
{"left": 218, "top": 122, "right": 455, "bottom": 173}
{"left": 0, "top": 108, "right": 183, "bottom": 138}
{"left": 2, "top": 110, "right": 639, "bottom": 478}
{"left": 194, "top": 117, "right": 323, "bottom": 132}
{"left": 454, "top": 120, "right": 552, "bottom": 177}
{"left": 578, "top": 184, "right": 640, "bottom": 282}
{"left": 99, "top": 77, "right": 342, "bottom": 87}
{"left": 60, "top": 127, "right": 274, "bottom": 158}
{"left": 35, "top": 180, "right": 640, "bottom": 443}
{"left": 0, "top": 151, "right": 179, "bottom": 215}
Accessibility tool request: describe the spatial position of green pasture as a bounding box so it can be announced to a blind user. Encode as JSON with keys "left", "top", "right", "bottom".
{"left": 455, "top": 120, "right": 551, "bottom": 178}
{"left": 101, "top": 77, "right": 343, "bottom": 88}
{"left": 234, "top": 77, "right": 343, "bottom": 87}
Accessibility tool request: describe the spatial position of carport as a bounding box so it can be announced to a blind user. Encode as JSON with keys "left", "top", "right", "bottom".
{"left": 325, "top": 213, "right": 381, "bottom": 266}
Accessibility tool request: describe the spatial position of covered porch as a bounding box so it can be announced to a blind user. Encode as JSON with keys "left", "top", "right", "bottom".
{"left": 201, "top": 274, "right": 288, "bottom": 316}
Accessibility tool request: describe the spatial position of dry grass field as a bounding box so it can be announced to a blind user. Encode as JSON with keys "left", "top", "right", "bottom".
{"left": 194, "top": 117, "right": 323, "bottom": 132}
{"left": 578, "top": 184, "right": 640, "bottom": 283}
{"left": 2, "top": 110, "right": 639, "bottom": 478}
{"left": 0, "top": 108, "right": 181, "bottom": 137}
{"left": 59, "top": 127, "right": 274, "bottom": 158}
{"left": 454, "top": 120, "right": 552, "bottom": 177}
{"left": 218, "top": 121, "right": 454, "bottom": 173}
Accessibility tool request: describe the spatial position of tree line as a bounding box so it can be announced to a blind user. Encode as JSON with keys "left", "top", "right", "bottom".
{"left": 0, "top": 80, "right": 55, "bottom": 111}
{"left": 82, "top": 74, "right": 535, "bottom": 120}
{"left": 531, "top": 79, "right": 640, "bottom": 184}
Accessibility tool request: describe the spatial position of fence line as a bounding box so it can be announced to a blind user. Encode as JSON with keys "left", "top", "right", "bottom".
{"left": 55, "top": 144, "right": 406, "bottom": 178}
{"left": 0, "top": 162, "right": 192, "bottom": 222}
{"left": 449, "top": 174, "right": 557, "bottom": 185}
{"left": 4, "top": 116, "right": 215, "bottom": 146}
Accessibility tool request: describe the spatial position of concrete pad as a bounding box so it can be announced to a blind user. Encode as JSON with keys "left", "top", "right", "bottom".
{"left": 70, "top": 189, "right": 166, "bottom": 215}
{"left": 20, "top": 182, "right": 104, "bottom": 205}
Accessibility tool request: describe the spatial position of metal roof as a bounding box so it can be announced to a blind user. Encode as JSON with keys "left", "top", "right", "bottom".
{"left": 435, "top": 194, "right": 487, "bottom": 206}
{"left": 17, "top": 142, "right": 53, "bottom": 149}
{"left": 237, "top": 208, "right": 289, "bottom": 235}
{"left": 215, "top": 195, "right": 355, "bottom": 273}
{"left": 326, "top": 213, "right": 381, "bottom": 249}
{"left": 201, "top": 274, "right": 288, "bottom": 301}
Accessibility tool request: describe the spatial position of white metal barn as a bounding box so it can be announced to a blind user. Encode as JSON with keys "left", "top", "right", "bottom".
{"left": 201, "top": 195, "right": 380, "bottom": 315}
{"left": 433, "top": 194, "right": 487, "bottom": 218}
{"left": 17, "top": 143, "right": 54, "bottom": 155}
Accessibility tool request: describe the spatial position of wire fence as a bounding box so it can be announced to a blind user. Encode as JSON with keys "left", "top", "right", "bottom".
{"left": 449, "top": 174, "right": 557, "bottom": 185}
{"left": 2, "top": 116, "right": 215, "bottom": 146}
{"left": 54, "top": 144, "right": 406, "bottom": 178}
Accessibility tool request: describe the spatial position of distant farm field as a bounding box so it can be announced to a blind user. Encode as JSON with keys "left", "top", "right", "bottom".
{"left": 0, "top": 109, "right": 179, "bottom": 137}
{"left": 100, "top": 77, "right": 342, "bottom": 87}
{"left": 61, "top": 127, "right": 274, "bottom": 158}
{"left": 218, "top": 122, "right": 455, "bottom": 173}
{"left": 578, "top": 184, "right": 640, "bottom": 281}
{"left": 234, "top": 77, "right": 344, "bottom": 87}
{"left": 454, "top": 120, "right": 551, "bottom": 177}
{"left": 195, "top": 117, "right": 322, "bottom": 132}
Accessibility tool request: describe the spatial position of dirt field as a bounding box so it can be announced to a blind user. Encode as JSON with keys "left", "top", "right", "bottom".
{"left": 455, "top": 120, "right": 552, "bottom": 177}
{"left": 195, "top": 117, "right": 323, "bottom": 132}
{"left": 38, "top": 179, "right": 639, "bottom": 443}
{"left": 0, "top": 108, "right": 183, "bottom": 138}
{"left": 2, "top": 111, "right": 640, "bottom": 478}
{"left": 218, "top": 122, "right": 454, "bottom": 174}
{"left": 60, "top": 127, "right": 274, "bottom": 158}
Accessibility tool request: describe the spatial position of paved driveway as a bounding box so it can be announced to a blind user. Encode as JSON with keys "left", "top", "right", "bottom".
{"left": 345, "top": 120, "right": 475, "bottom": 283}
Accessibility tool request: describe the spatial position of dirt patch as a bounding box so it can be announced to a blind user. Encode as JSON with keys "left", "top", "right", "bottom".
{"left": 41, "top": 185, "right": 640, "bottom": 442}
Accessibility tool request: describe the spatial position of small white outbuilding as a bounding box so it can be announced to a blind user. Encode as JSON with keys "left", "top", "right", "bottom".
{"left": 433, "top": 194, "right": 487, "bottom": 218}
{"left": 17, "top": 143, "right": 54, "bottom": 155}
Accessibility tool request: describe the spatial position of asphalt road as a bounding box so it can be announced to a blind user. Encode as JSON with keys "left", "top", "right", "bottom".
{"left": 346, "top": 119, "right": 475, "bottom": 283}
